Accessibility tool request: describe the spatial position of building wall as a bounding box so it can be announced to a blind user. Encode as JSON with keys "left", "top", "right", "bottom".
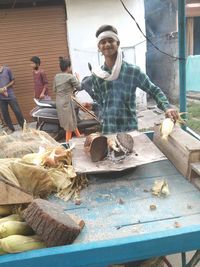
{"left": 144, "top": 0, "right": 179, "bottom": 103}
{"left": 66, "top": 0, "right": 148, "bottom": 110}
{"left": 0, "top": 4, "right": 69, "bottom": 122}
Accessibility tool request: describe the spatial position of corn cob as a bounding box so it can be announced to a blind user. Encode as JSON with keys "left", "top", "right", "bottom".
{"left": 0, "top": 214, "right": 24, "bottom": 224}
{"left": 160, "top": 118, "right": 174, "bottom": 140}
{"left": 0, "top": 205, "right": 13, "bottom": 216}
{"left": 0, "top": 240, "right": 7, "bottom": 255}
{"left": 0, "top": 221, "right": 34, "bottom": 238}
{"left": 1, "top": 235, "right": 46, "bottom": 253}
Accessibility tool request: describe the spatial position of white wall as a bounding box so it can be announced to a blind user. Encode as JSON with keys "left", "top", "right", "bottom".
{"left": 66, "top": 0, "right": 147, "bottom": 109}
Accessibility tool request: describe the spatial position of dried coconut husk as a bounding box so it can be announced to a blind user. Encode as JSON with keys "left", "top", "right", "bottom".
{"left": 84, "top": 133, "right": 108, "bottom": 162}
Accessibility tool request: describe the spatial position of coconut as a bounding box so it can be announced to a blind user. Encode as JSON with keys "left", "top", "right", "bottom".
{"left": 115, "top": 133, "right": 134, "bottom": 154}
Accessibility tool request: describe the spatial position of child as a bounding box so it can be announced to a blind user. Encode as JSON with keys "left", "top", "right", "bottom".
{"left": 53, "top": 57, "right": 81, "bottom": 143}
{"left": 30, "top": 56, "right": 50, "bottom": 100}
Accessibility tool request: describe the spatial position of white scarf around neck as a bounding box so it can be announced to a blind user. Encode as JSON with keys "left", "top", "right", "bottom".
{"left": 93, "top": 31, "right": 122, "bottom": 81}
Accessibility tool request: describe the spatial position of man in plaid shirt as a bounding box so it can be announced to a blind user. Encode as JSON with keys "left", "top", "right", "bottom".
{"left": 84, "top": 25, "right": 178, "bottom": 134}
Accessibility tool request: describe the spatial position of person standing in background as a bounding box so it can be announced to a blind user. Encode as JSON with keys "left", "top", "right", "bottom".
{"left": 30, "top": 56, "right": 51, "bottom": 100}
{"left": 53, "top": 57, "right": 81, "bottom": 143}
{"left": 0, "top": 64, "right": 24, "bottom": 133}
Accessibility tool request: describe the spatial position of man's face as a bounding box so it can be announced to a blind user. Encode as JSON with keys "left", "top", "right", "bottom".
{"left": 98, "top": 38, "right": 119, "bottom": 57}
{"left": 30, "top": 62, "right": 38, "bottom": 70}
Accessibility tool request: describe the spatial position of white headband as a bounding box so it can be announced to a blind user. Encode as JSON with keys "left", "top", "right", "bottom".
{"left": 97, "top": 31, "right": 119, "bottom": 44}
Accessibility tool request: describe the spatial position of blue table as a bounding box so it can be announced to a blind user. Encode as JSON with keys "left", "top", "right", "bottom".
{"left": 0, "top": 159, "right": 200, "bottom": 267}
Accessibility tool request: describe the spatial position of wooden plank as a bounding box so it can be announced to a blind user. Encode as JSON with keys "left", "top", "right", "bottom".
{"left": 72, "top": 132, "right": 166, "bottom": 174}
{"left": 153, "top": 125, "right": 200, "bottom": 178}
{"left": 0, "top": 178, "right": 33, "bottom": 205}
{"left": 189, "top": 162, "right": 200, "bottom": 190}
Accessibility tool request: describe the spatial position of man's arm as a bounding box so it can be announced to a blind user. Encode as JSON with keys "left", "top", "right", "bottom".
{"left": 135, "top": 67, "right": 179, "bottom": 121}
{"left": 4, "top": 79, "right": 15, "bottom": 89}
{"left": 40, "top": 71, "right": 49, "bottom": 99}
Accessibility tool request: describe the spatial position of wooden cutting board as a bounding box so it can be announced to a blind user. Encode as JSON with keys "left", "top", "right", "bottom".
{"left": 71, "top": 131, "right": 166, "bottom": 174}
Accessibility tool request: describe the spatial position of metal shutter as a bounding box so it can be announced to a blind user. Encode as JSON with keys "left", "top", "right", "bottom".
{"left": 0, "top": 5, "right": 69, "bottom": 123}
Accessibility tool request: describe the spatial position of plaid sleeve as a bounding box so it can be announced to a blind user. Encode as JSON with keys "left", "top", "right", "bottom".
{"left": 135, "top": 67, "right": 171, "bottom": 111}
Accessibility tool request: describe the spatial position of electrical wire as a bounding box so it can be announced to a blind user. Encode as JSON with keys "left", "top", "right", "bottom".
{"left": 120, "top": 0, "right": 185, "bottom": 60}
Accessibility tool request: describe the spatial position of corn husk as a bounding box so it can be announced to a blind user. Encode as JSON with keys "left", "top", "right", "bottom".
{"left": 1, "top": 235, "right": 46, "bottom": 253}
{"left": 0, "top": 205, "right": 14, "bottom": 217}
{"left": 152, "top": 180, "right": 170, "bottom": 197}
{"left": 0, "top": 214, "right": 24, "bottom": 224}
{"left": 10, "top": 162, "right": 56, "bottom": 198}
{"left": 42, "top": 147, "right": 72, "bottom": 167}
{"left": 21, "top": 152, "right": 46, "bottom": 166}
{"left": 0, "top": 221, "right": 34, "bottom": 238}
{"left": 0, "top": 159, "right": 20, "bottom": 186}
{"left": 160, "top": 118, "right": 174, "bottom": 140}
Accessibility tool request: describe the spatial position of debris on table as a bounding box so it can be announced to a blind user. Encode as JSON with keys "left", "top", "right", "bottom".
{"left": 118, "top": 198, "right": 125, "bottom": 205}
{"left": 151, "top": 180, "right": 170, "bottom": 197}
{"left": 150, "top": 204, "right": 157, "bottom": 211}
{"left": 174, "top": 221, "right": 181, "bottom": 228}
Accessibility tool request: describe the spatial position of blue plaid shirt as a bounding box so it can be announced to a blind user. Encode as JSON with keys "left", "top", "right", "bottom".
{"left": 91, "top": 61, "right": 170, "bottom": 134}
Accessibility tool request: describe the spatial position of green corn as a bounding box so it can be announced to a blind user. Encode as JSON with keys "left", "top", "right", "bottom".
{"left": 0, "top": 214, "right": 24, "bottom": 224}
{"left": 1, "top": 235, "right": 46, "bottom": 253}
{"left": 0, "top": 221, "right": 34, "bottom": 238}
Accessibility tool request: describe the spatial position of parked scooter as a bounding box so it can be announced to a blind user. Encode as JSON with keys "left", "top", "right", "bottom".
{"left": 30, "top": 98, "right": 101, "bottom": 141}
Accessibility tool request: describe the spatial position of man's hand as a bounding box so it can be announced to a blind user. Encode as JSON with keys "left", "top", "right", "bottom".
{"left": 39, "top": 92, "right": 45, "bottom": 99}
{"left": 0, "top": 87, "right": 8, "bottom": 96}
{"left": 165, "top": 108, "right": 179, "bottom": 122}
{"left": 82, "top": 102, "right": 93, "bottom": 110}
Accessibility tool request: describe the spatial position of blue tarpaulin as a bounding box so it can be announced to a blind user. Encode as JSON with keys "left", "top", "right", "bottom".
{"left": 186, "top": 55, "right": 200, "bottom": 92}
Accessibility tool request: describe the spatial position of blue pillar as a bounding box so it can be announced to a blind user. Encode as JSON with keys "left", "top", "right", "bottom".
{"left": 178, "top": 0, "right": 186, "bottom": 114}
